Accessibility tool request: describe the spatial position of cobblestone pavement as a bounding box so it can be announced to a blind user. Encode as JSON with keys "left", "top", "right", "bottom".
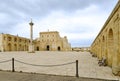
{"left": 0, "top": 51, "right": 119, "bottom": 81}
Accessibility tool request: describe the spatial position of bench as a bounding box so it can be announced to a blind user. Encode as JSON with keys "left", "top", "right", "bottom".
{"left": 92, "top": 54, "right": 97, "bottom": 57}
{"left": 98, "top": 58, "right": 106, "bottom": 66}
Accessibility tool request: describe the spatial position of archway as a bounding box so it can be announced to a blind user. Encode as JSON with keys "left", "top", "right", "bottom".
{"left": 14, "top": 44, "right": 17, "bottom": 51}
{"left": 58, "top": 46, "right": 61, "bottom": 51}
{"left": 19, "top": 44, "right": 21, "bottom": 51}
{"left": 46, "top": 45, "right": 50, "bottom": 51}
{"left": 24, "top": 45, "right": 27, "bottom": 51}
{"left": 108, "top": 28, "right": 114, "bottom": 66}
{"left": 8, "top": 43, "right": 12, "bottom": 51}
{"left": 37, "top": 47, "right": 39, "bottom": 51}
{"left": 102, "top": 36, "right": 108, "bottom": 64}
{"left": 102, "top": 36, "right": 105, "bottom": 57}
{"left": 98, "top": 39, "right": 102, "bottom": 59}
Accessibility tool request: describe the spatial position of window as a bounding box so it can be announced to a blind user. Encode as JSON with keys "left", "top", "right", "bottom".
{"left": 8, "top": 37, "right": 11, "bottom": 41}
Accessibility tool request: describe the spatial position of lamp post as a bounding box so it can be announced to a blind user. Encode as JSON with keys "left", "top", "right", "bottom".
{"left": 28, "top": 19, "right": 35, "bottom": 53}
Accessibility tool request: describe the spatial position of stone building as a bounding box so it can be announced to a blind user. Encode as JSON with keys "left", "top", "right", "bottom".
{"left": 34, "top": 31, "right": 71, "bottom": 51}
{"left": 0, "top": 31, "right": 71, "bottom": 52}
{"left": 0, "top": 33, "right": 30, "bottom": 52}
{"left": 91, "top": 1, "right": 120, "bottom": 75}
{"left": 72, "top": 47, "right": 90, "bottom": 52}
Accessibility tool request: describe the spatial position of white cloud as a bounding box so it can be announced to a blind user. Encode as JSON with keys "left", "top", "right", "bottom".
{"left": 0, "top": 0, "right": 118, "bottom": 47}
{"left": 31, "top": 4, "right": 107, "bottom": 40}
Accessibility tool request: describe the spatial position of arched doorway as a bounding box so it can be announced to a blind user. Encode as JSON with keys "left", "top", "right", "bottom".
{"left": 102, "top": 36, "right": 105, "bottom": 57}
{"left": 14, "top": 44, "right": 17, "bottom": 51}
{"left": 8, "top": 43, "right": 12, "bottom": 51}
{"left": 24, "top": 45, "right": 27, "bottom": 51}
{"left": 37, "top": 47, "right": 39, "bottom": 51}
{"left": 108, "top": 28, "right": 114, "bottom": 66}
{"left": 58, "top": 46, "right": 61, "bottom": 51}
{"left": 27, "top": 46, "right": 28, "bottom": 51}
{"left": 19, "top": 44, "right": 21, "bottom": 51}
{"left": 46, "top": 45, "right": 50, "bottom": 51}
{"left": 22, "top": 45, "right": 24, "bottom": 51}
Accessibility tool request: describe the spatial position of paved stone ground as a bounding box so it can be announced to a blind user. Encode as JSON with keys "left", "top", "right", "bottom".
{"left": 0, "top": 71, "right": 118, "bottom": 81}
{"left": 0, "top": 51, "right": 119, "bottom": 81}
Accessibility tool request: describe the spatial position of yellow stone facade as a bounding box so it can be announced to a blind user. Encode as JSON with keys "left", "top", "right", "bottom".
{"left": 91, "top": 1, "right": 120, "bottom": 75}
{"left": 0, "top": 33, "right": 30, "bottom": 52}
{"left": 0, "top": 31, "right": 71, "bottom": 52}
{"left": 34, "top": 31, "right": 71, "bottom": 51}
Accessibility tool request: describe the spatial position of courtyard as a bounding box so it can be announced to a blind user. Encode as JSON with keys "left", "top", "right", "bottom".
{"left": 0, "top": 51, "right": 119, "bottom": 80}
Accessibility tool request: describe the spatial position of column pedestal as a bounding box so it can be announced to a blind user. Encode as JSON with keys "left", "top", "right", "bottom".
{"left": 28, "top": 44, "right": 35, "bottom": 53}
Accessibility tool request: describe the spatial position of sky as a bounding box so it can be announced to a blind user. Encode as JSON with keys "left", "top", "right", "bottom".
{"left": 0, "top": 0, "right": 118, "bottom": 47}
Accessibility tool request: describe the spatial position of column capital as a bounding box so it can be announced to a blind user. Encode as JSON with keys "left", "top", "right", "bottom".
{"left": 29, "top": 19, "right": 34, "bottom": 26}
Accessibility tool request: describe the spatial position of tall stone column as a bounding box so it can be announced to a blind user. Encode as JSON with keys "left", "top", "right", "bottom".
{"left": 28, "top": 19, "right": 35, "bottom": 53}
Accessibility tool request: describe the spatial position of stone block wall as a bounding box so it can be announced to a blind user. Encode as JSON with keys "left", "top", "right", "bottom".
{"left": 91, "top": 1, "right": 120, "bottom": 75}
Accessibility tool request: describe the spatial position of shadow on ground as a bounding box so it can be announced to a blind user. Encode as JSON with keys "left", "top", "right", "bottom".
{"left": 0, "top": 71, "right": 118, "bottom": 81}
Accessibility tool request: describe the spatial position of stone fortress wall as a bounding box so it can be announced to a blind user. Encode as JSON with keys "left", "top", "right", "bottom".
{"left": 91, "top": 1, "right": 120, "bottom": 75}
{"left": 0, "top": 33, "right": 30, "bottom": 52}
{"left": 0, "top": 31, "right": 71, "bottom": 52}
